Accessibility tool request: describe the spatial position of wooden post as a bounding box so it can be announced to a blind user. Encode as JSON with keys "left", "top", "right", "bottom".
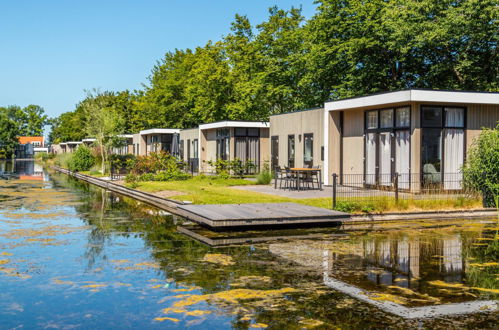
{"left": 332, "top": 173, "right": 337, "bottom": 209}
{"left": 274, "top": 167, "right": 278, "bottom": 189}
{"left": 394, "top": 172, "right": 399, "bottom": 203}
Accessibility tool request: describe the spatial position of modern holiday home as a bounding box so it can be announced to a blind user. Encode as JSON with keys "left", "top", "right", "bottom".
{"left": 111, "top": 134, "right": 134, "bottom": 155}
{"left": 269, "top": 107, "right": 324, "bottom": 173}
{"left": 323, "top": 89, "right": 499, "bottom": 190}
{"left": 132, "top": 128, "right": 181, "bottom": 156}
{"left": 198, "top": 121, "right": 270, "bottom": 173}
{"left": 179, "top": 128, "right": 200, "bottom": 172}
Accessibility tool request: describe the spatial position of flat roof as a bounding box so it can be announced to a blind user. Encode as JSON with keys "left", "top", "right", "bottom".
{"left": 325, "top": 89, "right": 499, "bottom": 111}
{"left": 82, "top": 138, "right": 96, "bottom": 142}
{"left": 66, "top": 141, "right": 83, "bottom": 145}
{"left": 117, "top": 134, "right": 133, "bottom": 139}
{"left": 139, "top": 128, "right": 180, "bottom": 135}
{"left": 269, "top": 107, "right": 323, "bottom": 117}
{"left": 199, "top": 121, "right": 269, "bottom": 130}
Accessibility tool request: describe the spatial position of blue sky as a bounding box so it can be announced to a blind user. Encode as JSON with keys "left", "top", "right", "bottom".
{"left": 0, "top": 0, "right": 316, "bottom": 118}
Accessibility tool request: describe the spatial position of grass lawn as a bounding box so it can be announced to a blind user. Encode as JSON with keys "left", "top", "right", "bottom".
{"left": 127, "top": 176, "right": 483, "bottom": 214}
{"left": 131, "top": 176, "right": 318, "bottom": 205}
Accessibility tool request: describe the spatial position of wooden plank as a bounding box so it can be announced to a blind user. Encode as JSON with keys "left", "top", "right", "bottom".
{"left": 178, "top": 203, "right": 349, "bottom": 222}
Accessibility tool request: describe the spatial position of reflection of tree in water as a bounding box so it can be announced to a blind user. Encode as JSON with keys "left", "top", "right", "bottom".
{"left": 47, "top": 172, "right": 498, "bottom": 328}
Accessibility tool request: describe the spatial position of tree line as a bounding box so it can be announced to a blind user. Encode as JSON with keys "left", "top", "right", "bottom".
{"left": 39, "top": 0, "right": 499, "bottom": 143}
{"left": 0, "top": 105, "right": 48, "bottom": 158}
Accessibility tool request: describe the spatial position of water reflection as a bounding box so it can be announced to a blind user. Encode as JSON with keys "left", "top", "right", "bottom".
{"left": 0, "top": 160, "right": 46, "bottom": 181}
{"left": 0, "top": 161, "right": 497, "bottom": 329}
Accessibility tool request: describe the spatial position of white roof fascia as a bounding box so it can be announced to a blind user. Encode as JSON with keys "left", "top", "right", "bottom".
{"left": 139, "top": 128, "right": 181, "bottom": 135}
{"left": 117, "top": 134, "right": 133, "bottom": 139}
{"left": 82, "top": 138, "right": 96, "bottom": 142}
{"left": 325, "top": 90, "right": 499, "bottom": 111}
{"left": 66, "top": 141, "right": 83, "bottom": 145}
{"left": 199, "top": 121, "right": 270, "bottom": 131}
{"left": 34, "top": 147, "right": 49, "bottom": 152}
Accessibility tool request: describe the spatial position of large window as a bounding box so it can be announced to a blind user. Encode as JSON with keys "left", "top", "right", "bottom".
{"left": 365, "top": 107, "right": 410, "bottom": 187}
{"left": 288, "top": 135, "right": 295, "bottom": 168}
{"left": 303, "top": 133, "right": 313, "bottom": 167}
{"left": 216, "top": 129, "right": 230, "bottom": 160}
{"left": 271, "top": 136, "right": 279, "bottom": 170}
{"left": 421, "top": 106, "right": 465, "bottom": 189}
{"left": 192, "top": 139, "right": 198, "bottom": 159}
{"left": 234, "top": 128, "right": 260, "bottom": 171}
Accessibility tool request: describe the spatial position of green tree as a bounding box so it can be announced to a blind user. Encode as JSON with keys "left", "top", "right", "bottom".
{"left": 80, "top": 90, "right": 125, "bottom": 173}
{"left": 49, "top": 109, "right": 86, "bottom": 143}
{"left": 0, "top": 108, "right": 20, "bottom": 158}
{"left": 21, "top": 105, "right": 48, "bottom": 136}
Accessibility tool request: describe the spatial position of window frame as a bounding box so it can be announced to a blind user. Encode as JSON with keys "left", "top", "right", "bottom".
{"left": 420, "top": 105, "right": 467, "bottom": 188}
{"left": 303, "top": 133, "right": 314, "bottom": 167}
{"left": 287, "top": 134, "right": 295, "bottom": 168}
{"left": 364, "top": 106, "right": 412, "bottom": 187}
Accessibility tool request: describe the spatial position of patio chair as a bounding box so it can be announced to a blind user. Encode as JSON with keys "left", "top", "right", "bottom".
{"left": 422, "top": 164, "right": 441, "bottom": 185}
{"left": 302, "top": 165, "right": 320, "bottom": 190}
{"left": 275, "top": 167, "right": 289, "bottom": 189}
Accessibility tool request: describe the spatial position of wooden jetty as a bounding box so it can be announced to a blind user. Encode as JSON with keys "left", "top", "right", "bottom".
{"left": 177, "top": 202, "right": 350, "bottom": 228}
{"left": 177, "top": 225, "right": 347, "bottom": 247}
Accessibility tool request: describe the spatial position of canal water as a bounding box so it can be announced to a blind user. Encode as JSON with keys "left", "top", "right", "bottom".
{"left": 0, "top": 160, "right": 497, "bottom": 329}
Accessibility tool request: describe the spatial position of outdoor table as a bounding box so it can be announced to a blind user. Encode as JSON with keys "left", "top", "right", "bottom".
{"left": 289, "top": 168, "right": 322, "bottom": 191}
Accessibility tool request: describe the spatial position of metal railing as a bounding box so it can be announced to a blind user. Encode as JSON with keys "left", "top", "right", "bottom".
{"left": 331, "top": 172, "right": 478, "bottom": 208}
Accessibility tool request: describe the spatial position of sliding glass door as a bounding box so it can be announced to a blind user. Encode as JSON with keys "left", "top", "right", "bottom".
{"left": 395, "top": 131, "right": 410, "bottom": 189}
{"left": 365, "top": 133, "right": 377, "bottom": 185}
{"left": 365, "top": 107, "right": 411, "bottom": 188}
{"left": 421, "top": 106, "right": 465, "bottom": 190}
{"left": 379, "top": 132, "right": 392, "bottom": 186}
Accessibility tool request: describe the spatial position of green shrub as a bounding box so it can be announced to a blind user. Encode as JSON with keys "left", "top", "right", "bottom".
{"left": 68, "top": 145, "right": 95, "bottom": 171}
{"left": 463, "top": 125, "right": 499, "bottom": 207}
{"left": 54, "top": 153, "right": 74, "bottom": 169}
{"left": 256, "top": 163, "right": 272, "bottom": 185}
{"left": 125, "top": 173, "right": 139, "bottom": 188}
{"left": 127, "top": 152, "right": 187, "bottom": 182}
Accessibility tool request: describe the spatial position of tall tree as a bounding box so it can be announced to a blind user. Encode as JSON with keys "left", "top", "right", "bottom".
{"left": 21, "top": 105, "right": 48, "bottom": 136}
{"left": 80, "top": 90, "right": 125, "bottom": 173}
{"left": 0, "top": 107, "right": 20, "bottom": 158}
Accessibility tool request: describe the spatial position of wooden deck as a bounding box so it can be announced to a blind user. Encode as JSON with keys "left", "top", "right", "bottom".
{"left": 177, "top": 202, "right": 350, "bottom": 228}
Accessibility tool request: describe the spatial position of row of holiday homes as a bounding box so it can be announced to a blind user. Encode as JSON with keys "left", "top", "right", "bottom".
{"left": 52, "top": 89, "right": 499, "bottom": 187}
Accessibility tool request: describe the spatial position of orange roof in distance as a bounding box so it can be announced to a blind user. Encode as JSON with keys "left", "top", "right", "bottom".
{"left": 18, "top": 136, "right": 44, "bottom": 145}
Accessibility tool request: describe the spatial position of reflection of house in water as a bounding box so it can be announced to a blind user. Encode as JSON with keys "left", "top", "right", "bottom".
{"left": 270, "top": 233, "right": 465, "bottom": 295}
{"left": 14, "top": 161, "right": 46, "bottom": 181}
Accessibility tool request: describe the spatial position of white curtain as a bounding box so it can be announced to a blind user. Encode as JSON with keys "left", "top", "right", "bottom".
{"left": 445, "top": 108, "right": 464, "bottom": 127}
{"left": 395, "top": 130, "right": 410, "bottom": 189}
{"left": 247, "top": 137, "right": 259, "bottom": 164}
{"left": 365, "top": 133, "right": 377, "bottom": 185}
{"left": 379, "top": 132, "right": 392, "bottom": 186}
{"left": 235, "top": 138, "right": 246, "bottom": 161}
{"left": 443, "top": 129, "right": 464, "bottom": 189}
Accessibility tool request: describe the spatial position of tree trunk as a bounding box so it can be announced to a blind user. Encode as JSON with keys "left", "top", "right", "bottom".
{"left": 100, "top": 137, "right": 105, "bottom": 174}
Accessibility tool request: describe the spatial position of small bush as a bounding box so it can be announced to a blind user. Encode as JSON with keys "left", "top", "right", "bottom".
{"left": 125, "top": 173, "right": 139, "bottom": 188}
{"left": 256, "top": 163, "right": 272, "bottom": 185}
{"left": 68, "top": 145, "right": 95, "bottom": 172}
{"left": 54, "top": 153, "right": 74, "bottom": 169}
{"left": 126, "top": 152, "right": 187, "bottom": 182}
